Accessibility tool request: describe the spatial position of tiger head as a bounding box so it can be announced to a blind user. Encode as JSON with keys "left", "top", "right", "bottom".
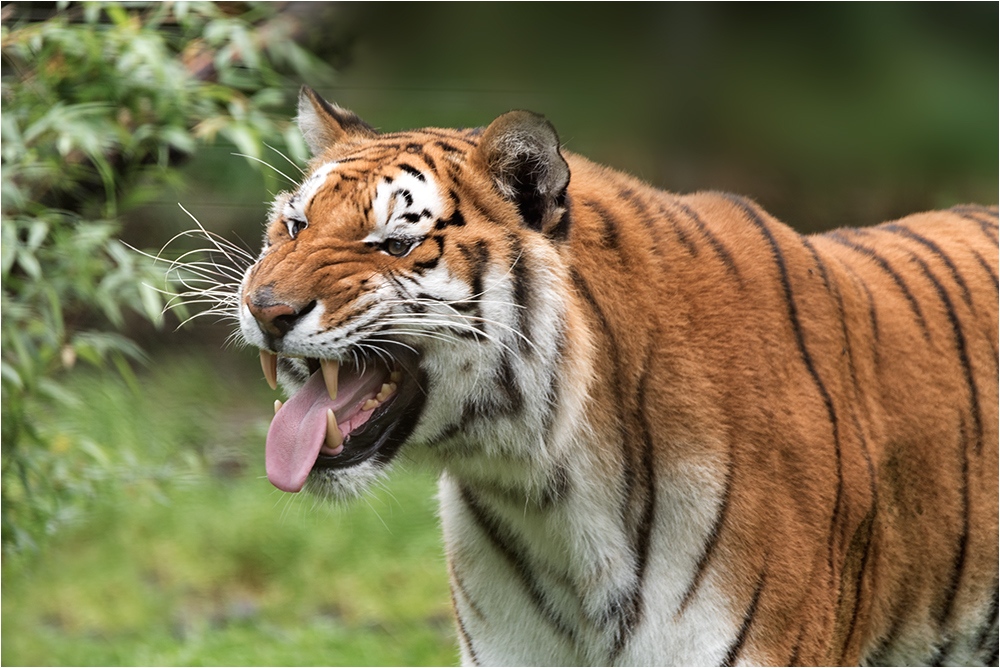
{"left": 239, "top": 87, "right": 577, "bottom": 499}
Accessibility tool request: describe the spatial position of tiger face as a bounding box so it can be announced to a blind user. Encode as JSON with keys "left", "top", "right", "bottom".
{"left": 239, "top": 88, "right": 576, "bottom": 498}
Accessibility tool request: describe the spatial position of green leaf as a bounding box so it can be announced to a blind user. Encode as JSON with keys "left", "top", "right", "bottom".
{"left": 221, "top": 124, "right": 260, "bottom": 161}
{"left": 16, "top": 248, "right": 41, "bottom": 280}
{"left": 26, "top": 220, "right": 49, "bottom": 250}
{"left": 139, "top": 281, "right": 164, "bottom": 326}
{"left": 1, "top": 361, "right": 24, "bottom": 390}
{"left": 1, "top": 221, "right": 18, "bottom": 275}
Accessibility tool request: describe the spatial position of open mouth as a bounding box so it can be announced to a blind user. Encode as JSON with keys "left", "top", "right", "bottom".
{"left": 259, "top": 349, "right": 425, "bottom": 493}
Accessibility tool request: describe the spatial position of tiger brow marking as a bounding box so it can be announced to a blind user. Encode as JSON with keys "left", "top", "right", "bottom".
{"left": 720, "top": 567, "right": 767, "bottom": 667}
{"left": 458, "top": 486, "right": 579, "bottom": 645}
{"left": 882, "top": 223, "right": 975, "bottom": 309}
{"left": 725, "top": 194, "right": 846, "bottom": 583}
{"left": 824, "top": 231, "right": 933, "bottom": 342}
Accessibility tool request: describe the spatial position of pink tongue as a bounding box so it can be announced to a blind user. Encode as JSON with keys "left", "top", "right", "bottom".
{"left": 266, "top": 371, "right": 334, "bottom": 493}
{"left": 266, "top": 364, "right": 386, "bottom": 493}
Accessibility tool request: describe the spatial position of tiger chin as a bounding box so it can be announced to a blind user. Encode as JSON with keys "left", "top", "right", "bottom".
{"left": 235, "top": 86, "right": 998, "bottom": 666}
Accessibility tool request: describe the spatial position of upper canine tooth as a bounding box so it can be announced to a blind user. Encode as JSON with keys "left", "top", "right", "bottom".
{"left": 320, "top": 359, "right": 339, "bottom": 400}
{"left": 260, "top": 350, "right": 278, "bottom": 390}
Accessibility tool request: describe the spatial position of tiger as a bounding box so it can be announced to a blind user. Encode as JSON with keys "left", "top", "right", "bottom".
{"left": 234, "top": 86, "right": 999, "bottom": 666}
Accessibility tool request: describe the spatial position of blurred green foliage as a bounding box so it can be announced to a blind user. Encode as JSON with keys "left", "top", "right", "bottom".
{"left": 0, "top": 1, "right": 332, "bottom": 553}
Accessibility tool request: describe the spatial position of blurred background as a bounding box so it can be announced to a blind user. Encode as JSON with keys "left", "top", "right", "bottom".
{"left": 2, "top": 2, "right": 996, "bottom": 665}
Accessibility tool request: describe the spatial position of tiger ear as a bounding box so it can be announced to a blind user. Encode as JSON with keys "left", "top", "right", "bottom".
{"left": 297, "top": 86, "right": 377, "bottom": 155}
{"left": 473, "top": 110, "right": 571, "bottom": 238}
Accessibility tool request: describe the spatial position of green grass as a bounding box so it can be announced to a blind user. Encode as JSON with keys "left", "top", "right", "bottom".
{"left": 2, "top": 348, "right": 457, "bottom": 666}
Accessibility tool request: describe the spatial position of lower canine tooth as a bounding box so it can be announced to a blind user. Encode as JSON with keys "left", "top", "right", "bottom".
{"left": 325, "top": 409, "right": 344, "bottom": 452}
{"left": 274, "top": 399, "right": 282, "bottom": 415}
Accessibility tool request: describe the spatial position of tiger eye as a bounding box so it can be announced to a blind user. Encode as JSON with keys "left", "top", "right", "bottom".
{"left": 385, "top": 238, "right": 412, "bottom": 256}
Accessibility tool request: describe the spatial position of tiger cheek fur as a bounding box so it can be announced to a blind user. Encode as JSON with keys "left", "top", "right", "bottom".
{"left": 232, "top": 86, "right": 998, "bottom": 665}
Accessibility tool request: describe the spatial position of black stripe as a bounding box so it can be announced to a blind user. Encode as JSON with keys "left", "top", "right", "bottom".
{"left": 435, "top": 208, "right": 466, "bottom": 230}
{"left": 583, "top": 198, "right": 624, "bottom": 255}
{"left": 434, "top": 140, "right": 464, "bottom": 153}
{"left": 909, "top": 254, "right": 984, "bottom": 454}
{"left": 951, "top": 204, "right": 999, "bottom": 219}
{"left": 883, "top": 224, "right": 975, "bottom": 309}
{"left": 825, "top": 231, "right": 932, "bottom": 342}
{"left": 949, "top": 206, "right": 1000, "bottom": 244}
{"left": 449, "top": 571, "right": 482, "bottom": 666}
{"left": 507, "top": 234, "right": 533, "bottom": 354}
{"left": 840, "top": 502, "right": 878, "bottom": 660}
{"left": 676, "top": 199, "right": 741, "bottom": 279}
{"left": 802, "top": 237, "right": 852, "bottom": 353}
{"left": 495, "top": 353, "right": 524, "bottom": 414}
{"left": 970, "top": 249, "right": 999, "bottom": 292}
{"left": 936, "top": 423, "right": 972, "bottom": 642}
{"left": 421, "top": 128, "right": 478, "bottom": 145}
{"left": 458, "top": 240, "right": 491, "bottom": 336}
{"left": 608, "top": 351, "right": 659, "bottom": 662}
{"left": 449, "top": 561, "right": 485, "bottom": 621}
{"left": 540, "top": 329, "right": 567, "bottom": 448}
{"left": 397, "top": 162, "right": 425, "bottom": 180}
{"left": 459, "top": 486, "right": 578, "bottom": 644}
{"left": 452, "top": 605, "right": 480, "bottom": 667}
{"left": 720, "top": 569, "right": 766, "bottom": 667}
{"left": 974, "top": 584, "right": 999, "bottom": 658}
{"left": 570, "top": 269, "right": 644, "bottom": 651}
{"left": 656, "top": 200, "right": 699, "bottom": 257}
{"left": 845, "top": 262, "right": 881, "bottom": 348}
{"left": 677, "top": 463, "right": 732, "bottom": 614}
{"left": 475, "top": 461, "right": 570, "bottom": 511}
{"left": 839, "top": 411, "right": 880, "bottom": 659}
{"left": 411, "top": 235, "right": 444, "bottom": 272}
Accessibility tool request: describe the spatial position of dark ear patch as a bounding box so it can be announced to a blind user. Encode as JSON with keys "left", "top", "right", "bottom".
{"left": 474, "top": 110, "right": 571, "bottom": 238}
{"left": 297, "top": 86, "right": 377, "bottom": 155}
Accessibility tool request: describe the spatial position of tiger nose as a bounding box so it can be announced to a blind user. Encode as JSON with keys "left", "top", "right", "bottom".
{"left": 246, "top": 293, "right": 316, "bottom": 338}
